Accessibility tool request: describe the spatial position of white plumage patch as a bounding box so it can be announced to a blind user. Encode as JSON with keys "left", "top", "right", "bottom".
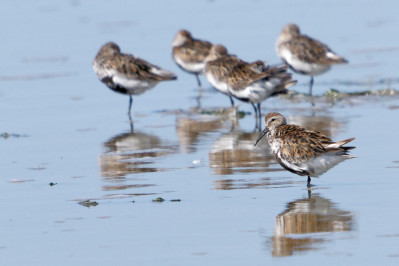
{"left": 174, "top": 57, "right": 205, "bottom": 73}
{"left": 172, "top": 34, "right": 186, "bottom": 47}
{"left": 228, "top": 79, "right": 282, "bottom": 103}
{"left": 301, "top": 153, "right": 352, "bottom": 177}
{"left": 326, "top": 51, "right": 340, "bottom": 60}
{"left": 280, "top": 48, "right": 331, "bottom": 76}
{"left": 277, "top": 151, "right": 352, "bottom": 178}
{"left": 112, "top": 74, "right": 156, "bottom": 95}
{"left": 150, "top": 67, "right": 174, "bottom": 77}
{"left": 93, "top": 61, "right": 110, "bottom": 80}
{"left": 206, "top": 73, "right": 229, "bottom": 94}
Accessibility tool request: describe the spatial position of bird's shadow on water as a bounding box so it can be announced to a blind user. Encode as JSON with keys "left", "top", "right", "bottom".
{"left": 265, "top": 190, "right": 356, "bottom": 257}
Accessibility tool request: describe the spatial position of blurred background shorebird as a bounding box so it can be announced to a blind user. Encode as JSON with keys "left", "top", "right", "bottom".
{"left": 93, "top": 42, "right": 177, "bottom": 119}
{"left": 172, "top": 29, "right": 213, "bottom": 87}
{"left": 276, "top": 24, "right": 348, "bottom": 96}
{"left": 204, "top": 44, "right": 243, "bottom": 107}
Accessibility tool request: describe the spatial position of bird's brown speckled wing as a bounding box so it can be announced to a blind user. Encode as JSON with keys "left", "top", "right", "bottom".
{"left": 104, "top": 53, "right": 175, "bottom": 82}
{"left": 282, "top": 35, "right": 346, "bottom": 64}
{"left": 173, "top": 39, "right": 213, "bottom": 64}
{"left": 276, "top": 124, "right": 333, "bottom": 164}
{"left": 227, "top": 63, "right": 271, "bottom": 91}
{"left": 206, "top": 56, "right": 242, "bottom": 80}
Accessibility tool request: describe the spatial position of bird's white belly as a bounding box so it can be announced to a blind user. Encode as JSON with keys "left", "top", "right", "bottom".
{"left": 229, "top": 82, "right": 274, "bottom": 103}
{"left": 298, "top": 153, "right": 350, "bottom": 177}
{"left": 113, "top": 75, "right": 156, "bottom": 95}
{"left": 174, "top": 57, "right": 205, "bottom": 74}
{"left": 274, "top": 140, "right": 352, "bottom": 178}
{"left": 206, "top": 73, "right": 229, "bottom": 94}
{"left": 280, "top": 48, "right": 331, "bottom": 76}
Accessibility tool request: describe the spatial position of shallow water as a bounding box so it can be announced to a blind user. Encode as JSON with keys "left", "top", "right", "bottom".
{"left": 1, "top": 0, "right": 399, "bottom": 265}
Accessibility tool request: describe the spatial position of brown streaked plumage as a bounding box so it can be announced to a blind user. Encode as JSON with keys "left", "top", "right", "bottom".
{"left": 276, "top": 24, "right": 348, "bottom": 95}
{"left": 255, "top": 112, "right": 355, "bottom": 186}
{"left": 226, "top": 63, "right": 297, "bottom": 130}
{"left": 247, "top": 60, "right": 270, "bottom": 73}
{"left": 172, "top": 29, "right": 213, "bottom": 86}
{"left": 226, "top": 63, "right": 272, "bottom": 92}
{"left": 93, "top": 42, "right": 176, "bottom": 115}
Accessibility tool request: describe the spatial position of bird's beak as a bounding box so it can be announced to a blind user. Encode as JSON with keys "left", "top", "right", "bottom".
{"left": 254, "top": 127, "right": 268, "bottom": 146}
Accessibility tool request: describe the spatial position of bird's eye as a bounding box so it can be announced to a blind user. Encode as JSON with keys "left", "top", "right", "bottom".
{"left": 270, "top": 118, "right": 276, "bottom": 122}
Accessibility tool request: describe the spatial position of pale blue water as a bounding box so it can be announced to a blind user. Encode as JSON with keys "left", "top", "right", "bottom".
{"left": 1, "top": 0, "right": 399, "bottom": 265}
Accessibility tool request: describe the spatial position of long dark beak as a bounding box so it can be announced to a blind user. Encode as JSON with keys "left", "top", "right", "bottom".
{"left": 254, "top": 127, "right": 268, "bottom": 146}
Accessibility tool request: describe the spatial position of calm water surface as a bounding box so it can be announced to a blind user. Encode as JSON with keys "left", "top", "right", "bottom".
{"left": 1, "top": 0, "right": 399, "bottom": 265}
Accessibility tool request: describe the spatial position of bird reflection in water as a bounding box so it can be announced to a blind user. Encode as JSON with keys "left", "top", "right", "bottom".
{"left": 211, "top": 129, "right": 293, "bottom": 190}
{"left": 99, "top": 130, "right": 177, "bottom": 192}
{"left": 176, "top": 107, "right": 237, "bottom": 153}
{"left": 210, "top": 130, "right": 276, "bottom": 173}
{"left": 271, "top": 193, "right": 354, "bottom": 257}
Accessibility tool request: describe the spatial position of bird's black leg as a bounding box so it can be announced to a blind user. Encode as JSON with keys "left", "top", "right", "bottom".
{"left": 257, "top": 103, "right": 262, "bottom": 128}
{"left": 128, "top": 95, "right": 133, "bottom": 115}
{"left": 251, "top": 103, "right": 257, "bottom": 118}
{"left": 229, "top": 96, "right": 235, "bottom": 107}
{"left": 309, "top": 76, "right": 314, "bottom": 96}
{"left": 307, "top": 176, "right": 311, "bottom": 187}
{"left": 195, "top": 74, "right": 202, "bottom": 87}
{"left": 252, "top": 103, "right": 261, "bottom": 131}
{"left": 127, "top": 95, "right": 134, "bottom": 132}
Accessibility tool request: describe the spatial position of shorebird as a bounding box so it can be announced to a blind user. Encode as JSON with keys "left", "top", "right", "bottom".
{"left": 255, "top": 112, "right": 355, "bottom": 186}
{"left": 226, "top": 62, "right": 297, "bottom": 130}
{"left": 93, "top": 42, "right": 177, "bottom": 115}
{"left": 172, "top": 29, "right": 213, "bottom": 87}
{"left": 276, "top": 24, "right": 348, "bottom": 96}
{"left": 204, "top": 44, "right": 243, "bottom": 106}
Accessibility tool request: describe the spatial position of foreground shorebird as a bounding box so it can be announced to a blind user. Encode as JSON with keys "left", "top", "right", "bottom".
{"left": 276, "top": 24, "right": 348, "bottom": 96}
{"left": 255, "top": 112, "right": 355, "bottom": 186}
{"left": 204, "top": 44, "right": 243, "bottom": 106}
{"left": 172, "top": 29, "right": 213, "bottom": 87}
{"left": 93, "top": 42, "right": 177, "bottom": 115}
{"left": 226, "top": 62, "right": 297, "bottom": 130}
